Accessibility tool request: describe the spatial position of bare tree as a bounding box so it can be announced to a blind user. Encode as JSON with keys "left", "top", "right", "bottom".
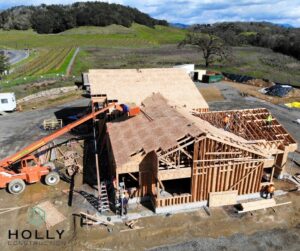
{"left": 179, "top": 32, "right": 231, "bottom": 67}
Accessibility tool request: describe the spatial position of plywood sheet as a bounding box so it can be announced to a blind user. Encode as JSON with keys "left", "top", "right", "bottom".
{"left": 88, "top": 68, "right": 208, "bottom": 110}
{"left": 36, "top": 201, "right": 66, "bottom": 228}
{"left": 209, "top": 190, "right": 238, "bottom": 207}
{"left": 240, "top": 198, "right": 276, "bottom": 212}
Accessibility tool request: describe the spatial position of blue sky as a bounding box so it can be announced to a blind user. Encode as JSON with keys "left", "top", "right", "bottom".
{"left": 0, "top": 0, "right": 299, "bottom": 27}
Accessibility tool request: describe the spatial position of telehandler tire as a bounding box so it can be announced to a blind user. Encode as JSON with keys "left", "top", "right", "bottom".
{"left": 45, "top": 172, "right": 60, "bottom": 186}
{"left": 8, "top": 179, "right": 26, "bottom": 194}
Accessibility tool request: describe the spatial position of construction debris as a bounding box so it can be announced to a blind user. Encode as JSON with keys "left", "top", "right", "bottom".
{"left": 35, "top": 201, "right": 66, "bottom": 228}
{"left": 0, "top": 205, "right": 29, "bottom": 215}
{"left": 125, "top": 219, "right": 138, "bottom": 229}
{"left": 283, "top": 173, "right": 300, "bottom": 190}
{"left": 56, "top": 147, "right": 83, "bottom": 176}
{"left": 43, "top": 118, "right": 63, "bottom": 130}
{"left": 79, "top": 211, "right": 114, "bottom": 226}
{"left": 244, "top": 79, "right": 273, "bottom": 88}
{"left": 120, "top": 219, "right": 144, "bottom": 232}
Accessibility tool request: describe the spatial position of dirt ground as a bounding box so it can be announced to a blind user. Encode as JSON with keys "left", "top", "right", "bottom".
{"left": 224, "top": 81, "right": 300, "bottom": 104}
{"left": 198, "top": 86, "right": 225, "bottom": 102}
{"left": 0, "top": 172, "right": 299, "bottom": 251}
{"left": 0, "top": 81, "right": 300, "bottom": 251}
{"left": 20, "top": 90, "right": 83, "bottom": 111}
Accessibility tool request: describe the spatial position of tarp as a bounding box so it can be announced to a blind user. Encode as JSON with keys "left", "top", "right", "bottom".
{"left": 265, "top": 85, "right": 293, "bottom": 97}
{"left": 285, "top": 102, "right": 300, "bottom": 108}
{"left": 222, "top": 72, "right": 254, "bottom": 83}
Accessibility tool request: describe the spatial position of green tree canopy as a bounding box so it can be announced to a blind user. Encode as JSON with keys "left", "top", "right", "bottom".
{"left": 0, "top": 53, "right": 9, "bottom": 76}
{"left": 179, "top": 32, "right": 231, "bottom": 67}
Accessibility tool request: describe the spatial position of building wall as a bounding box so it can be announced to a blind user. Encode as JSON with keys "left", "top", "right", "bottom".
{"left": 109, "top": 136, "right": 267, "bottom": 209}
{"left": 138, "top": 151, "right": 157, "bottom": 197}
{"left": 191, "top": 138, "right": 265, "bottom": 202}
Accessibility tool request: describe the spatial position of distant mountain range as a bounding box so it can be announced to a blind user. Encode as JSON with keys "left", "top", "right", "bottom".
{"left": 170, "top": 23, "right": 190, "bottom": 29}
{"left": 275, "top": 23, "right": 294, "bottom": 28}
{"left": 170, "top": 22, "right": 294, "bottom": 29}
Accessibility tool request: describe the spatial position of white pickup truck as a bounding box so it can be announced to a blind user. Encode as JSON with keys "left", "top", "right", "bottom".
{"left": 0, "top": 93, "right": 16, "bottom": 112}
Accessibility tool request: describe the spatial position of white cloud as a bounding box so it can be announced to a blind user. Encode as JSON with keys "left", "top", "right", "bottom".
{"left": 0, "top": 0, "right": 299, "bottom": 27}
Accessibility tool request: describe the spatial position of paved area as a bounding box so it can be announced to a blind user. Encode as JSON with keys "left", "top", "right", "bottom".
{"left": 0, "top": 98, "right": 89, "bottom": 159}
{"left": 2, "top": 49, "right": 29, "bottom": 65}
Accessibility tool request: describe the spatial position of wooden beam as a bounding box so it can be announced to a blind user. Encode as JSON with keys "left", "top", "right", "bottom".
{"left": 227, "top": 163, "right": 261, "bottom": 191}
{"left": 159, "top": 157, "right": 178, "bottom": 169}
{"left": 180, "top": 147, "right": 193, "bottom": 159}
{"left": 158, "top": 168, "right": 192, "bottom": 181}
{"left": 158, "top": 139, "right": 196, "bottom": 158}
{"left": 157, "top": 178, "right": 165, "bottom": 190}
{"left": 205, "top": 151, "right": 242, "bottom": 155}
{"left": 194, "top": 158, "right": 266, "bottom": 163}
{"left": 128, "top": 172, "right": 138, "bottom": 182}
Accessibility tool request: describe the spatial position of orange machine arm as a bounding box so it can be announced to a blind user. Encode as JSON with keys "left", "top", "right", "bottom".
{"left": 0, "top": 103, "right": 117, "bottom": 168}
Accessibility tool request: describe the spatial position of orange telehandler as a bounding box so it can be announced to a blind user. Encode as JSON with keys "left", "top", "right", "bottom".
{"left": 0, "top": 103, "right": 122, "bottom": 194}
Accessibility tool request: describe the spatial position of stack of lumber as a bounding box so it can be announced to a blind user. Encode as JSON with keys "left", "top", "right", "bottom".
{"left": 238, "top": 198, "right": 291, "bottom": 213}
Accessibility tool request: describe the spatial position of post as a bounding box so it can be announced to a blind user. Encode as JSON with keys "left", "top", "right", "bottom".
{"left": 92, "top": 102, "right": 102, "bottom": 212}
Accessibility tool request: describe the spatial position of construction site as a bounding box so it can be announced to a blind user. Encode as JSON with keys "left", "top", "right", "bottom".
{"left": 0, "top": 67, "right": 300, "bottom": 250}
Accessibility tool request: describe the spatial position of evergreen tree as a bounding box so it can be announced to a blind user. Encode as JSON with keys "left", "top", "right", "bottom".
{"left": 0, "top": 53, "right": 9, "bottom": 76}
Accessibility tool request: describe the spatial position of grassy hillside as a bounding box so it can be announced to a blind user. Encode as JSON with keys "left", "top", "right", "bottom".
{"left": 0, "top": 24, "right": 186, "bottom": 88}
{"left": 1, "top": 23, "right": 300, "bottom": 92}
{"left": 210, "top": 46, "right": 300, "bottom": 86}
{"left": 72, "top": 45, "right": 300, "bottom": 87}
{"left": 59, "top": 25, "right": 134, "bottom": 35}
{"left": 0, "top": 24, "right": 187, "bottom": 49}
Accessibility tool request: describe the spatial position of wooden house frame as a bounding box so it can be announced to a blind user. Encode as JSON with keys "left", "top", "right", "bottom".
{"left": 105, "top": 94, "right": 279, "bottom": 210}
{"left": 194, "top": 108, "right": 297, "bottom": 177}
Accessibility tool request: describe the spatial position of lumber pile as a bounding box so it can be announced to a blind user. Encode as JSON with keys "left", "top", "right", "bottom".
{"left": 121, "top": 219, "right": 144, "bottom": 232}
{"left": 238, "top": 199, "right": 291, "bottom": 213}
{"left": 79, "top": 212, "right": 114, "bottom": 226}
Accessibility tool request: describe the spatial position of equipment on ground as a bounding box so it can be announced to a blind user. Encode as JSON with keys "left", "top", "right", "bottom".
{"left": 0, "top": 103, "right": 121, "bottom": 194}
{"left": 43, "top": 118, "right": 63, "bottom": 130}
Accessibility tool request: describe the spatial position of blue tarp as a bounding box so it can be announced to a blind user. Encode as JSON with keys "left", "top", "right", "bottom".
{"left": 265, "top": 85, "right": 293, "bottom": 97}
{"left": 222, "top": 72, "right": 254, "bottom": 83}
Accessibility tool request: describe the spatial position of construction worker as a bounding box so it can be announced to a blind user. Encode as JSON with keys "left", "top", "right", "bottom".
{"left": 224, "top": 114, "right": 230, "bottom": 131}
{"left": 266, "top": 114, "right": 273, "bottom": 129}
{"left": 262, "top": 184, "right": 275, "bottom": 199}
{"left": 120, "top": 191, "right": 129, "bottom": 215}
{"left": 122, "top": 192, "right": 129, "bottom": 215}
